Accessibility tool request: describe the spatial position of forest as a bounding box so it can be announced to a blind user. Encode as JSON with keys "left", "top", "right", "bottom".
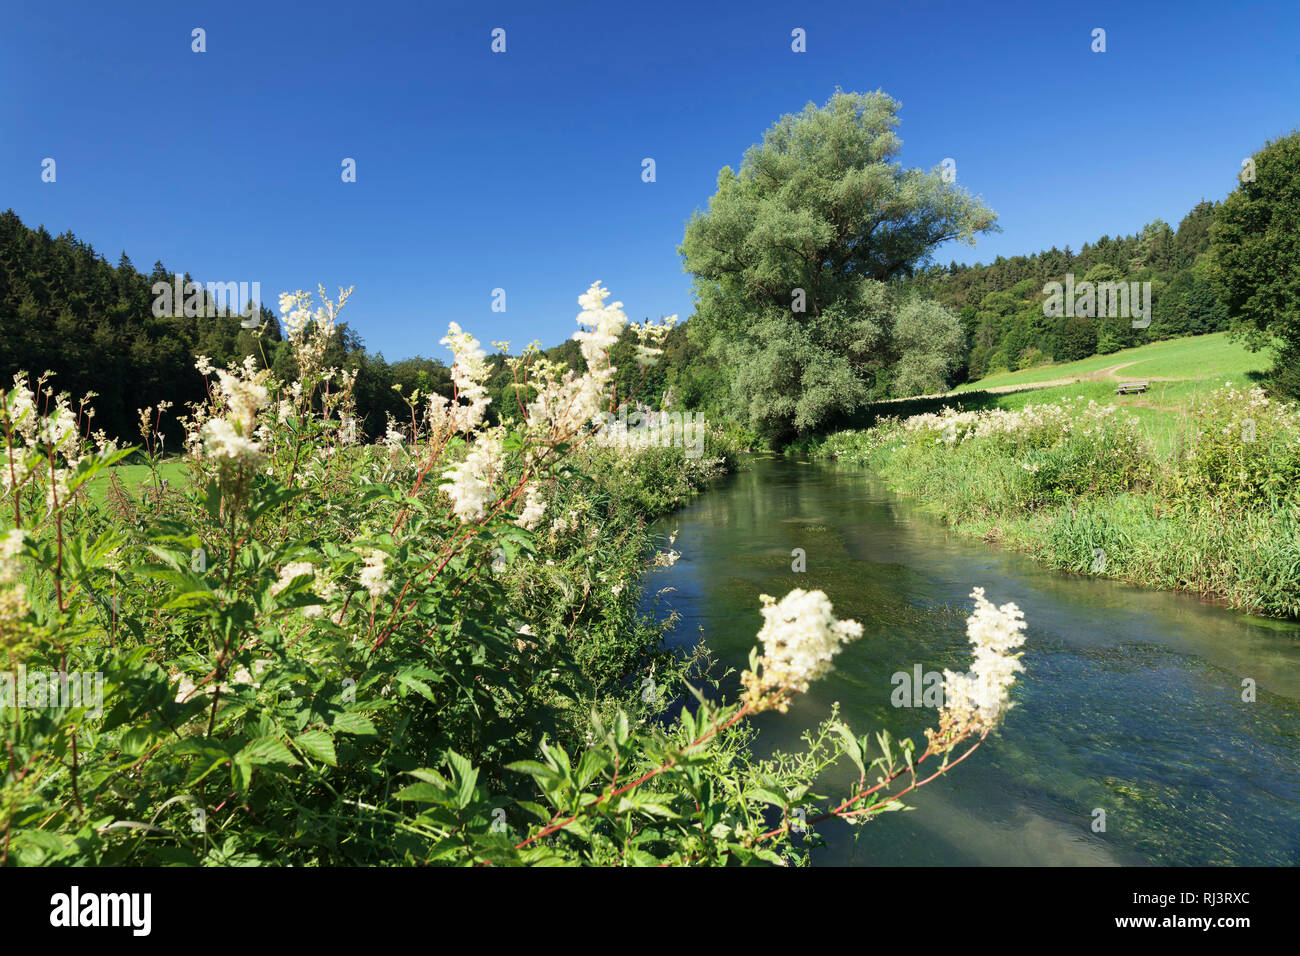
{"left": 0, "top": 188, "right": 1243, "bottom": 450}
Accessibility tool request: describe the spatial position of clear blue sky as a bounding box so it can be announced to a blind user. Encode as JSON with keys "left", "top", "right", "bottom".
{"left": 2, "top": 0, "right": 1296, "bottom": 361}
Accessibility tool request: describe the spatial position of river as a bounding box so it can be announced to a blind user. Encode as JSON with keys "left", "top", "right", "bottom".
{"left": 642, "top": 456, "right": 1300, "bottom": 865}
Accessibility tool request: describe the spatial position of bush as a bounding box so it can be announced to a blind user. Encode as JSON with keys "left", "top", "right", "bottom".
{"left": 0, "top": 282, "right": 1019, "bottom": 866}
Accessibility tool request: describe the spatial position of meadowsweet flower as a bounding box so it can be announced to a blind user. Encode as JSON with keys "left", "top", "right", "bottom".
{"left": 359, "top": 549, "right": 390, "bottom": 598}
{"left": 741, "top": 589, "right": 864, "bottom": 712}
{"left": 1, "top": 529, "right": 24, "bottom": 561}
{"left": 440, "top": 323, "right": 492, "bottom": 432}
{"left": 270, "top": 561, "right": 315, "bottom": 598}
{"left": 440, "top": 433, "right": 501, "bottom": 522}
{"left": 515, "top": 481, "right": 546, "bottom": 530}
{"left": 302, "top": 577, "right": 338, "bottom": 619}
{"left": 212, "top": 367, "right": 270, "bottom": 435}
{"left": 200, "top": 418, "right": 263, "bottom": 468}
{"left": 0, "top": 528, "right": 28, "bottom": 623}
{"left": 573, "top": 281, "right": 628, "bottom": 371}
{"left": 928, "top": 588, "right": 1027, "bottom": 750}
{"left": 38, "top": 399, "right": 78, "bottom": 448}
{"left": 174, "top": 674, "right": 198, "bottom": 704}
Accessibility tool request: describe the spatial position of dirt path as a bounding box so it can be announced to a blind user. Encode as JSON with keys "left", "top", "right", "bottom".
{"left": 881, "top": 361, "right": 1187, "bottom": 406}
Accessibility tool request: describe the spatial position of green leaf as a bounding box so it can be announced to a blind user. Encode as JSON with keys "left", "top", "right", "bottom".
{"left": 832, "top": 721, "right": 865, "bottom": 778}
{"left": 446, "top": 750, "right": 478, "bottom": 809}
{"left": 396, "top": 782, "right": 452, "bottom": 804}
{"left": 332, "top": 712, "right": 377, "bottom": 736}
{"left": 395, "top": 672, "right": 437, "bottom": 703}
{"left": 294, "top": 730, "right": 337, "bottom": 766}
{"left": 239, "top": 736, "right": 300, "bottom": 767}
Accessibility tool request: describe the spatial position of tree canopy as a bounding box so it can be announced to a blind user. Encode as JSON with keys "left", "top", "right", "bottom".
{"left": 680, "top": 90, "right": 998, "bottom": 443}
{"left": 1209, "top": 130, "right": 1300, "bottom": 397}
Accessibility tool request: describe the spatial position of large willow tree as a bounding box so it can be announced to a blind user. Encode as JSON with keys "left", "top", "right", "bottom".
{"left": 680, "top": 90, "right": 997, "bottom": 442}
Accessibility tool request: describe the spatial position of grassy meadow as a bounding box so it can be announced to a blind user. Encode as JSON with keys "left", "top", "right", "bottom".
{"left": 816, "top": 333, "right": 1300, "bottom": 619}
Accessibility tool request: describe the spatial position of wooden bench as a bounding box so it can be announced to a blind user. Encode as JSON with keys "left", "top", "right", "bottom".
{"left": 1114, "top": 381, "right": 1149, "bottom": 395}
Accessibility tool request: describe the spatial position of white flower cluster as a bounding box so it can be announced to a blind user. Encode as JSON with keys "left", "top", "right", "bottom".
{"left": 520, "top": 283, "right": 629, "bottom": 442}
{"left": 573, "top": 281, "right": 627, "bottom": 370}
{"left": 358, "top": 548, "right": 390, "bottom": 599}
{"left": 436, "top": 281, "right": 636, "bottom": 528}
{"left": 278, "top": 286, "right": 351, "bottom": 384}
{"left": 2, "top": 374, "right": 113, "bottom": 513}
{"left": 440, "top": 431, "right": 502, "bottom": 522}
{"left": 936, "top": 587, "right": 1027, "bottom": 740}
{"left": 1204, "top": 382, "right": 1299, "bottom": 447}
{"left": 440, "top": 323, "right": 492, "bottom": 433}
{"left": 173, "top": 662, "right": 263, "bottom": 705}
{"left": 195, "top": 356, "right": 271, "bottom": 481}
{"left": 629, "top": 314, "right": 677, "bottom": 370}
{"left": 270, "top": 561, "right": 315, "bottom": 598}
{"left": 741, "top": 589, "right": 864, "bottom": 712}
{"left": 514, "top": 481, "right": 547, "bottom": 530}
{"left": 888, "top": 396, "right": 1147, "bottom": 459}
{"left": 902, "top": 400, "right": 1078, "bottom": 446}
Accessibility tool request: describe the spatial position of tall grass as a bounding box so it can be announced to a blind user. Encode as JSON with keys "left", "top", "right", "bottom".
{"left": 816, "top": 383, "right": 1300, "bottom": 619}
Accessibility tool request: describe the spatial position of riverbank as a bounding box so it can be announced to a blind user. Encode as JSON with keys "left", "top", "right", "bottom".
{"left": 812, "top": 381, "right": 1300, "bottom": 619}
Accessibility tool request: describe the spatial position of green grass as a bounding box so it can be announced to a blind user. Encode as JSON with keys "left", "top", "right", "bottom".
{"left": 86, "top": 459, "right": 189, "bottom": 502}
{"left": 942, "top": 334, "right": 1274, "bottom": 457}
{"left": 955, "top": 332, "right": 1269, "bottom": 393}
{"left": 816, "top": 334, "right": 1300, "bottom": 618}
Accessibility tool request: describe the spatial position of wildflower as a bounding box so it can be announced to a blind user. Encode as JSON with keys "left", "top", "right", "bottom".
{"left": 1, "top": 529, "right": 24, "bottom": 561}
{"left": 200, "top": 418, "right": 262, "bottom": 469}
{"left": 0, "top": 528, "right": 28, "bottom": 622}
{"left": 303, "top": 577, "right": 338, "bottom": 619}
{"left": 573, "top": 281, "right": 628, "bottom": 371}
{"left": 270, "top": 561, "right": 315, "bottom": 598}
{"left": 358, "top": 549, "right": 390, "bottom": 599}
{"left": 515, "top": 481, "right": 547, "bottom": 530}
{"left": 741, "top": 589, "right": 864, "bottom": 712}
{"left": 212, "top": 367, "right": 270, "bottom": 435}
{"left": 174, "top": 674, "right": 198, "bottom": 704}
{"left": 440, "top": 323, "right": 492, "bottom": 432}
{"left": 928, "top": 588, "right": 1027, "bottom": 750}
{"left": 440, "top": 433, "right": 502, "bottom": 522}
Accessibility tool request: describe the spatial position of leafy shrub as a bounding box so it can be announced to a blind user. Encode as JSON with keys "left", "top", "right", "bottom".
{"left": 0, "top": 282, "right": 1020, "bottom": 866}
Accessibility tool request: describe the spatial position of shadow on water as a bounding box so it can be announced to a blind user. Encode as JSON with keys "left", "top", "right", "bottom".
{"left": 641, "top": 455, "right": 1300, "bottom": 866}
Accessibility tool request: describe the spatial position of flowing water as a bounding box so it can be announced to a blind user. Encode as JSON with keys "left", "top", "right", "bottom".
{"left": 642, "top": 456, "right": 1300, "bottom": 865}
